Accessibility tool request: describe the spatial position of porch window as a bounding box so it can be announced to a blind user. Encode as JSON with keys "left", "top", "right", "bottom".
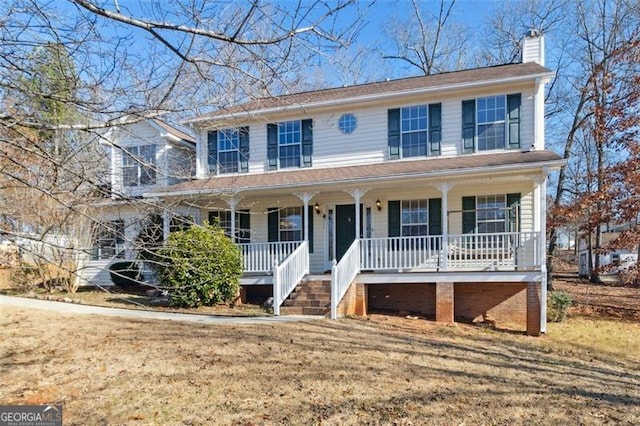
{"left": 476, "top": 195, "right": 506, "bottom": 233}
{"left": 169, "top": 215, "right": 192, "bottom": 233}
{"left": 462, "top": 193, "right": 520, "bottom": 234}
{"left": 207, "top": 127, "right": 249, "bottom": 174}
{"left": 279, "top": 207, "right": 302, "bottom": 241}
{"left": 92, "top": 220, "right": 125, "bottom": 260}
{"left": 208, "top": 210, "right": 251, "bottom": 244}
{"left": 388, "top": 198, "right": 442, "bottom": 237}
{"left": 401, "top": 199, "right": 429, "bottom": 236}
{"left": 267, "top": 206, "right": 314, "bottom": 252}
{"left": 462, "top": 94, "right": 521, "bottom": 153}
{"left": 122, "top": 145, "right": 156, "bottom": 186}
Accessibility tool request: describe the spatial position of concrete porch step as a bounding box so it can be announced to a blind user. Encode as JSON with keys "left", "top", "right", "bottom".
{"left": 279, "top": 306, "right": 330, "bottom": 316}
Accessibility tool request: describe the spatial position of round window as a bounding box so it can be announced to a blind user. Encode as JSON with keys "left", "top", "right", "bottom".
{"left": 338, "top": 113, "right": 357, "bottom": 134}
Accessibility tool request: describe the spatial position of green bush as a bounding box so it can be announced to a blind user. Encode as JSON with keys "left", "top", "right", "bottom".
{"left": 156, "top": 223, "right": 242, "bottom": 308}
{"left": 109, "top": 261, "right": 142, "bottom": 289}
{"left": 547, "top": 291, "right": 572, "bottom": 322}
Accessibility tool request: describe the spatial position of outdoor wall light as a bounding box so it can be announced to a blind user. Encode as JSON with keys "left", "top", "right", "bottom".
{"left": 314, "top": 202, "right": 321, "bottom": 214}
{"left": 376, "top": 199, "right": 382, "bottom": 211}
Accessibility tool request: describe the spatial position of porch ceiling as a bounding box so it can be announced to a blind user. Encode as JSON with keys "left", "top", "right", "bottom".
{"left": 146, "top": 150, "right": 563, "bottom": 199}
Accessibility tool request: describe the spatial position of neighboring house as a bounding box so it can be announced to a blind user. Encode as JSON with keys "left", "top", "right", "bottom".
{"left": 578, "top": 232, "right": 638, "bottom": 278}
{"left": 80, "top": 119, "right": 196, "bottom": 286}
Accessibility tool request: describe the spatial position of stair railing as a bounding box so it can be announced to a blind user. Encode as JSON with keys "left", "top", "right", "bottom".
{"left": 330, "top": 239, "right": 361, "bottom": 319}
{"left": 272, "top": 241, "right": 309, "bottom": 315}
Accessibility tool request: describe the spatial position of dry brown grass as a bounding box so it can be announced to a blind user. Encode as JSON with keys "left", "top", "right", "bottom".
{"left": 1, "top": 307, "right": 639, "bottom": 425}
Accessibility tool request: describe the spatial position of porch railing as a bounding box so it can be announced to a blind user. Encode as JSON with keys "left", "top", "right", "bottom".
{"left": 273, "top": 241, "right": 309, "bottom": 316}
{"left": 447, "top": 232, "right": 541, "bottom": 269}
{"left": 331, "top": 239, "right": 361, "bottom": 319}
{"left": 359, "top": 232, "right": 542, "bottom": 271}
{"left": 239, "top": 241, "right": 301, "bottom": 273}
{"left": 360, "top": 235, "right": 442, "bottom": 271}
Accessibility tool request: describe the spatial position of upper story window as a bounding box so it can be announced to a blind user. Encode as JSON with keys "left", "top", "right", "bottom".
{"left": 462, "top": 94, "right": 521, "bottom": 154}
{"left": 207, "top": 127, "right": 249, "bottom": 175}
{"left": 267, "top": 119, "right": 313, "bottom": 170}
{"left": 401, "top": 105, "right": 428, "bottom": 157}
{"left": 338, "top": 113, "right": 357, "bottom": 134}
{"left": 388, "top": 103, "right": 441, "bottom": 159}
{"left": 278, "top": 121, "right": 302, "bottom": 169}
{"left": 122, "top": 145, "right": 156, "bottom": 187}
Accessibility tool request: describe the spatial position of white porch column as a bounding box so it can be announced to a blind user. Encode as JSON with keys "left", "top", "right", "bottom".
{"left": 162, "top": 208, "right": 171, "bottom": 242}
{"left": 437, "top": 183, "right": 453, "bottom": 270}
{"left": 226, "top": 197, "right": 240, "bottom": 239}
{"left": 295, "top": 192, "right": 317, "bottom": 242}
{"left": 534, "top": 173, "right": 548, "bottom": 333}
{"left": 346, "top": 189, "right": 369, "bottom": 240}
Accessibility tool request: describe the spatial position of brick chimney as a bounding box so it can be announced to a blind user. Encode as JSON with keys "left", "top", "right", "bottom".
{"left": 522, "top": 29, "right": 545, "bottom": 66}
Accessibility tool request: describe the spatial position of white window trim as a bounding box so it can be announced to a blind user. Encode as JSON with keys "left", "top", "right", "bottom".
{"left": 476, "top": 95, "right": 507, "bottom": 152}
{"left": 217, "top": 129, "right": 240, "bottom": 174}
{"left": 277, "top": 120, "right": 302, "bottom": 169}
{"left": 400, "top": 199, "right": 429, "bottom": 236}
{"left": 122, "top": 145, "right": 156, "bottom": 187}
{"left": 400, "top": 105, "right": 428, "bottom": 158}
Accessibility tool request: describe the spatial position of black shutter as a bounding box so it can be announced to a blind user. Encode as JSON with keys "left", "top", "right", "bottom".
{"left": 428, "top": 198, "right": 442, "bottom": 235}
{"left": 305, "top": 205, "right": 314, "bottom": 253}
{"left": 388, "top": 200, "right": 401, "bottom": 237}
{"left": 239, "top": 127, "right": 250, "bottom": 173}
{"left": 507, "top": 193, "right": 521, "bottom": 232}
{"left": 507, "top": 94, "right": 521, "bottom": 149}
{"left": 388, "top": 109, "right": 401, "bottom": 160}
{"left": 429, "top": 103, "right": 442, "bottom": 156}
{"left": 238, "top": 209, "right": 251, "bottom": 243}
{"left": 462, "top": 100, "right": 475, "bottom": 153}
{"left": 301, "top": 119, "right": 313, "bottom": 168}
{"left": 267, "top": 124, "right": 278, "bottom": 170}
{"left": 207, "top": 130, "right": 218, "bottom": 174}
{"left": 462, "top": 196, "right": 476, "bottom": 234}
{"left": 208, "top": 210, "right": 219, "bottom": 226}
{"left": 268, "top": 208, "right": 279, "bottom": 242}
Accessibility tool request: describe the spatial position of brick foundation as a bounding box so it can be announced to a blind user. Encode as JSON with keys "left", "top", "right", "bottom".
{"left": 527, "top": 282, "right": 542, "bottom": 336}
{"left": 367, "top": 283, "right": 435, "bottom": 317}
{"left": 436, "top": 282, "right": 454, "bottom": 324}
{"left": 454, "top": 282, "right": 528, "bottom": 328}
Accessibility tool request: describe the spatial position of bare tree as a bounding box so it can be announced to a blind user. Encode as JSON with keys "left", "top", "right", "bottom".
{"left": 382, "top": 0, "right": 471, "bottom": 75}
{"left": 0, "top": 0, "right": 358, "bottom": 290}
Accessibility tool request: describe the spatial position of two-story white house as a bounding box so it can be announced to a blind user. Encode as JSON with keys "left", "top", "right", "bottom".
{"left": 139, "top": 33, "right": 564, "bottom": 335}
{"left": 81, "top": 118, "right": 196, "bottom": 286}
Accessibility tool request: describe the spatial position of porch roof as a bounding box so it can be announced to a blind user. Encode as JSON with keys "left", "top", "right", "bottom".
{"left": 145, "top": 150, "right": 563, "bottom": 198}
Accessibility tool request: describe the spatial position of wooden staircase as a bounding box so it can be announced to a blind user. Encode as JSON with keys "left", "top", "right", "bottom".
{"left": 279, "top": 279, "right": 331, "bottom": 316}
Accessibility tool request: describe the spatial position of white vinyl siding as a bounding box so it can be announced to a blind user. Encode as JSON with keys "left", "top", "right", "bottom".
{"left": 196, "top": 84, "right": 536, "bottom": 174}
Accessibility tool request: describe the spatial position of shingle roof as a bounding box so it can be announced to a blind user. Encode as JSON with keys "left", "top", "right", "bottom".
{"left": 152, "top": 119, "right": 196, "bottom": 143}
{"left": 186, "top": 62, "right": 553, "bottom": 124}
{"left": 146, "top": 150, "right": 563, "bottom": 197}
